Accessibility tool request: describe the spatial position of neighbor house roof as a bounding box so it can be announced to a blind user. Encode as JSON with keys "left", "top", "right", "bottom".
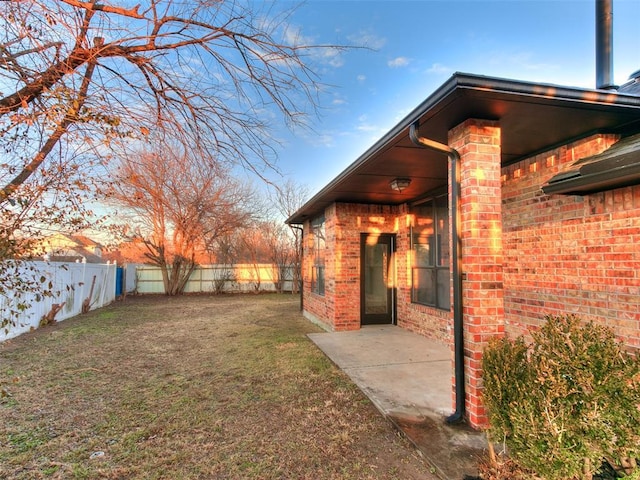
{"left": 38, "top": 233, "right": 104, "bottom": 263}
{"left": 287, "top": 72, "right": 640, "bottom": 224}
{"left": 69, "top": 234, "right": 101, "bottom": 248}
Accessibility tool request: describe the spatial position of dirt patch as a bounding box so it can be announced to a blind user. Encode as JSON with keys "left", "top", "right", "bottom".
{"left": 391, "top": 414, "right": 484, "bottom": 480}
{"left": 1, "top": 294, "right": 438, "bottom": 479}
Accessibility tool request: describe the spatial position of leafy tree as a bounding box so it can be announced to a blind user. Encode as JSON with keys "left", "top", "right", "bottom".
{"left": 0, "top": 159, "right": 96, "bottom": 332}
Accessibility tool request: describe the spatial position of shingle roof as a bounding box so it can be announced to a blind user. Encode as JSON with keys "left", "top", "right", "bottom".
{"left": 618, "top": 70, "right": 640, "bottom": 95}
{"left": 542, "top": 132, "right": 640, "bottom": 195}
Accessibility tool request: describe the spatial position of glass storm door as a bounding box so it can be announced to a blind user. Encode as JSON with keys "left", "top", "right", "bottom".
{"left": 360, "top": 234, "right": 395, "bottom": 325}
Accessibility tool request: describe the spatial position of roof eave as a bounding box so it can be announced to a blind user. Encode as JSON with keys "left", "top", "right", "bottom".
{"left": 286, "top": 72, "right": 640, "bottom": 225}
{"left": 284, "top": 75, "right": 463, "bottom": 225}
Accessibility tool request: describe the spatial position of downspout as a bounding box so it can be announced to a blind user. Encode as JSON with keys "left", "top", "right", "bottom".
{"left": 291, "top": 224, "right": 304, "bottom": 311}
{"left": 409, "top": 121, "right": 465, "bottom": 425}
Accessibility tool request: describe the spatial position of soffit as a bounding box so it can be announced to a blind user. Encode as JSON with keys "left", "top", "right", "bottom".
{"left": 288, "top": 73, "right": 640, "bottom": 224}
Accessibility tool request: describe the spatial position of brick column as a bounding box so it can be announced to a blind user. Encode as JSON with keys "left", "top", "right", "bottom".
{"left": 332, "top": 204, "right": 360, "bottom": 330}
{"left": 449, "top": 119, "right": 505, "bottom": 428}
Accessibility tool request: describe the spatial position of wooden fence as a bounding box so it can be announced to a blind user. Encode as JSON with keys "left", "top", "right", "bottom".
{"left": 134, "top": 264, "right": 296, "bottom": 294}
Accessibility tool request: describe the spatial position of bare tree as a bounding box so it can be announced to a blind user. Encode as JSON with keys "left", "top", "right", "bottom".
{"left": 107, "top": 143, "right": 255, "bottom": 295}
{"left": 261, "top": 220, "right": 296, "bottom": 293}
{"left": 237, "top": 226, "right": 266, "bottom": 293}
{"left": 0, "top": 0, "right": 343, "bottom": 201}
{"left": 269, "top": 179, "right": 309, "bottom": 293}
{"left": 0, "top": 0, "right": 343, "bottom": 320}
{"left": 232, "top": 219, "right": 296, "bottom": 293}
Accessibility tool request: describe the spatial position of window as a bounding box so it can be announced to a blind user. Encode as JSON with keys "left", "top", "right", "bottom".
{"left": 310, "top": 215, "right": 326, "bottom": 295}
{"left": 411, "top": 194, "right": 450, "bottom": 310}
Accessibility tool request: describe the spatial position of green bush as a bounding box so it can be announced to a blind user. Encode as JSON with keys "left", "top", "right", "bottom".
{"left": 482, "top": 314, "right": 640, "bottom": 480}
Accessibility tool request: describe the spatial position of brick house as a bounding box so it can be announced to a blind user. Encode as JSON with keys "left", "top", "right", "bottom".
{"left": 287, "top": 69, "right": 640, "bottom": 428}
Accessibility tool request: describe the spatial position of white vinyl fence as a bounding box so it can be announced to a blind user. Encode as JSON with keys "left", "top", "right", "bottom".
{"left": 135, "top": 264, "right": 296, "bottom": 294}
{"left": 1, "top": 261, "right": 117, "bottom": 342}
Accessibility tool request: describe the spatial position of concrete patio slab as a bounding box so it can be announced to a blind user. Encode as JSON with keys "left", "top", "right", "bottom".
{"left": 308, "top": 325, "right": 487, "bottom": 480}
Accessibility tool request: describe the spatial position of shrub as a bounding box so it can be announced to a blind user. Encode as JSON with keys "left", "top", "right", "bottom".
{"left": 482, "top": 314, "right": 640, "bottom": 480}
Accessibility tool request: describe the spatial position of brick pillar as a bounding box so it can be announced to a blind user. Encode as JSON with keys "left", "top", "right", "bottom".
{"left": 332, "top": 204, "right": 360, "bottom": 330}
{"left": 449, "top": 119, "right": 505, "bottom": 428}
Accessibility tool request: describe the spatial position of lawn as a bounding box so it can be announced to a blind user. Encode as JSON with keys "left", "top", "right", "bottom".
{"left": 0, "top": 294, "right": 436, "bottom": 479}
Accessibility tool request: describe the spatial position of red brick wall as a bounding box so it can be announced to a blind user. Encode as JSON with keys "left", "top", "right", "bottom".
{"left": 333, "top": 203, "right": 398, "bottom": 329}
{"left": 502, "top": 133, "right": 640, "bottom": 350}
{"left": 302, "top": 201, "right": 454, "bottom": 339}
{"left": 302, "top": 203, "right": 401, "bottom": 330}
{"left": 301, "top": 125, "right": 640, "bottom": 431}
{"left": 396, "top": 297, "right": 452, "bottom": 342}
{"left": 450, "top": 119, "right": 505, "bottom": 428}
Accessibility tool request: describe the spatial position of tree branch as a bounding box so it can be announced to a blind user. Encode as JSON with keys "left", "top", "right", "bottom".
{"left": 58, "top": 0, "right": 143, "bottom": 19}
{"left": 1, "top": 48, "right": 98, "bottom": 201}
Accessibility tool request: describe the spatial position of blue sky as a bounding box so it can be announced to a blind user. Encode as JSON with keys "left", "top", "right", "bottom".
{"left": 269, "top": 0, "right": 640, "bottom": 195}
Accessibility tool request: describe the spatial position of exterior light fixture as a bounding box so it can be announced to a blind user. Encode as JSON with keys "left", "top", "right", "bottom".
{"left": 389, "top": 177, "right": 411, "bottom": 193}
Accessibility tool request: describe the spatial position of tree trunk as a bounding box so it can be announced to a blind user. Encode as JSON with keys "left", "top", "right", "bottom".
{"left": 162, "top": 256, "right": 197, "bottom": 296}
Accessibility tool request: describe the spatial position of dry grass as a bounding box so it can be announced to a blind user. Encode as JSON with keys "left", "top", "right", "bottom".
{"left": 0, "top": 294, "right": 436, "bottom": 479}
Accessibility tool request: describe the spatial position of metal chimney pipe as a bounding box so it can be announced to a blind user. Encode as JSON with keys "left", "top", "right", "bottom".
{"left": 596, "top": 0, "right": 616, "bottom": 90}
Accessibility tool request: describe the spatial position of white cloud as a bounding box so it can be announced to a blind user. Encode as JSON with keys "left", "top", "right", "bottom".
{"left": 388, "top": 57, "right": 410, "bottom": 68}
{"left": 282, "top": 23, "right": 311, "bottom": 47}
{"left": 427, "top": 63, "right": 453, "bottom": 75}
{"left": 501, "top": 51, "right": 559, "bottom": 73}
{"left": 357, "top": 74, "right": 366, "bottom": 83}
{"left": 320, "top": 46, "right": 346, "bottom": 68}
{"left": 348, "top": 31, "right": 387, "bottom": 50}
{"left": 356, "top": 114, "right": 379, "bottom": 133}
{"left": 293, "top": 128, "right": 337, "bottom": 149}
{"left": 313, "top": 133, "right": 336, "bottom": 148}
{"left": 281, "top": 22, "right": 345, "bottom": 68}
